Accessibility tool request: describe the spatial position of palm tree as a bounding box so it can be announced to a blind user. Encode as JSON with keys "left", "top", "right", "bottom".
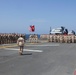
{"left": 72, "top": 30, "right": 75, "bottom": 35}
{"left": 65, "top": 29, "right": 68, "bottom": 34}
{"left": 61, "top": 26, "right": 65, "bottom": 34}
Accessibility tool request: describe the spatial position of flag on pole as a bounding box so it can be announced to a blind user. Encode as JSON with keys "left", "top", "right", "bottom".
{"left": 29, "top": 25, "right": 35, "bottom": 32}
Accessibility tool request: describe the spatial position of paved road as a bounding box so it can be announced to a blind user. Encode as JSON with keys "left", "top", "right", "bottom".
{"left": 0, "top": 43, "right": 76, "bottom": 75}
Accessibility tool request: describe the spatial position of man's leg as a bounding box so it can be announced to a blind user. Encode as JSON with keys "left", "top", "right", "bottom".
{"left": 20, "top": 46, "right": 24, "bottom": 54}
{"left": 19, "top": 46, "right": 22, "bottom": 55}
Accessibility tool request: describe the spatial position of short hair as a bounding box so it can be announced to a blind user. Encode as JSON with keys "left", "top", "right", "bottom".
{"left": 20, "top": 35, "right": 23, "bottom": 37}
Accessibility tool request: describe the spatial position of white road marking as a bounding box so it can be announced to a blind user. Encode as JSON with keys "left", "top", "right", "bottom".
{"left": 4, "top": 48, "right": 43, "bottom": 53}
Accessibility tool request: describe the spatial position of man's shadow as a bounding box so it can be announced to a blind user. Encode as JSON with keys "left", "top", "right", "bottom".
{"left": 22, "top": 53, "right": 32, "bottom": 55}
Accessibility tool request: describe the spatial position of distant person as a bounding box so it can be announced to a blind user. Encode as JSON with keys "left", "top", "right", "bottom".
{"left": 17, "top": 35, "right": 25, "bottom": 55}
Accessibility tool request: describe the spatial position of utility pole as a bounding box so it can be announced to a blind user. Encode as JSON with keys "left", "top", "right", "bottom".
{"left": 49, "top": 27, "right": 51, "bottom": 42}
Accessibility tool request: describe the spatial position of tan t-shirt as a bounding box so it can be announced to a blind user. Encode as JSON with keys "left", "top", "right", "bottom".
{"left": 17, "top": 37, "right": 24, "bottom": 46}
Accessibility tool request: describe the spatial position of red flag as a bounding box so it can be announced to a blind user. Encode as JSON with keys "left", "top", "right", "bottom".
{"left": 29, "top": 25, "right": 35, "bottom": 32}
{"left": 29, "top": 26, "right": 32, "bottom": 32}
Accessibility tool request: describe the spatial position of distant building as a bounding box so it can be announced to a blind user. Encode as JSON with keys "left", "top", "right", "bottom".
{"left": 51, "top": 27, "right": 69, "bottom": 35}
{"left": 51, "top": 28, "right": 63, "bottom": 35}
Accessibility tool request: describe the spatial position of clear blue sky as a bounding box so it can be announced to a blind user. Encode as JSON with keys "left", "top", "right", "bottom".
{"left": 0, "top": 0, "right": 76, "bottom": 34}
